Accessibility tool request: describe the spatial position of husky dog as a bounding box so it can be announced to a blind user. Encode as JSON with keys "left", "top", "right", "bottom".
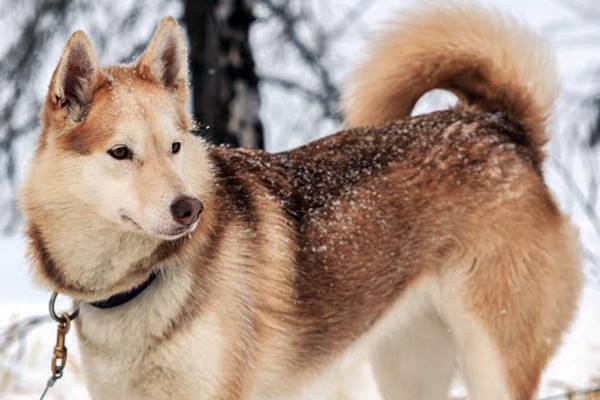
{"left": 21, "top": 4, "right": 581, "bottom": 400}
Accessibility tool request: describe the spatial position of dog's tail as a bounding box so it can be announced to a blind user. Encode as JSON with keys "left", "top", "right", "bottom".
{"left": 343, "top": 4, "right": 556, "bottom": 149}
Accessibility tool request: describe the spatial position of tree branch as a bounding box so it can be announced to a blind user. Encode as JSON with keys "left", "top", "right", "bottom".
{"left": 255, "top": 0, "right": 342, "bottom": 123}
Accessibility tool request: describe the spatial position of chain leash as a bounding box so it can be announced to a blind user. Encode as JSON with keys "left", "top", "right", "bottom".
{"left": 38, "top": 292, "right": 79, "bottom": 400}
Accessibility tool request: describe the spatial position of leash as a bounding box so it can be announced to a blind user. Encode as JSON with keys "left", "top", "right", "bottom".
{"left": 38, "top": 292, "right": 79, "bottom": 400}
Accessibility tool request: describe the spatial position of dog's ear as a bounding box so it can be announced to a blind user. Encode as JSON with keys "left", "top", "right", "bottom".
{"left": 137, "top": 17, "right": 188, "bottom": 101}
{"left": 48, "top": 31, "right": 100, "bottom": 123}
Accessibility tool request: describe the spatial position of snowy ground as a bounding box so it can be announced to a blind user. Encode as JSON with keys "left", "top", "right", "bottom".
{"left": 1, "top": 235, "right": 599, "bottom": 399}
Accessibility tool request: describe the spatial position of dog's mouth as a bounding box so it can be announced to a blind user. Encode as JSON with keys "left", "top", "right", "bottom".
{"left": 120, "top": 214, "right": 142, "bottom": 230}
{"left": 119, "top": 213, "right": 196, "bottom": 240}
{"left": 158, "top": 224, "right": 195, "bottom": 239}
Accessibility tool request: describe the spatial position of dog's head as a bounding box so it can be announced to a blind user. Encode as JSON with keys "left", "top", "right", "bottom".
{"left": 23, "top": 17, "right": 211, "bottom": 240}
{"left": 21, "top": 18, "right": 213, "bottom": 297}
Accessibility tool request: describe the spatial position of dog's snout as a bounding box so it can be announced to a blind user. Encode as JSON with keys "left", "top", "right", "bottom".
{"left": 170, "top": 196, "right": 203, "bottom": 226}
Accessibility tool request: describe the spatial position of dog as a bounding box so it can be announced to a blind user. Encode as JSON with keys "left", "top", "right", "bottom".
{"left": 21, "top": 4, "right": 581, "bottom": 400}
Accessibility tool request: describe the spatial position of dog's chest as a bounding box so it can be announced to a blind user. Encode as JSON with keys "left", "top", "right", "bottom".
{"left": 79, "top": 308, "right": 225, "bottom": 400}
{"left": 76, "top": 266, "right": 226, "bottom": 400}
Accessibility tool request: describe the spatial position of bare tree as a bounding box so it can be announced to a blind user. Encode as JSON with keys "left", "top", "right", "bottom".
{"left": 252, "top": 0, "right": 376, "bottom": 146}
{"left": 255, "top": 0, "right": 343, "bottom": 123}
{"left": 0, "top": 0, "right": 73, "bottom": 230}
{"left": 542, "top": 0, "right": 600, "bottom": 280}
{"left": 550, "top": 0, "right": 600, "bottom": 147}
{"left": 185, "top": 0, "right": 264, "bottom": 148}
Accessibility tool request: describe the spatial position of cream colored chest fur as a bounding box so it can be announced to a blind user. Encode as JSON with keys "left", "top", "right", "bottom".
{"left": 77, "top": 264, "right": 224, "bottom": 399}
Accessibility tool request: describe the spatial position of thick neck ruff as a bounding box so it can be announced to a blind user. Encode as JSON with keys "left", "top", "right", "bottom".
{"left": 89, "top": 271, "right": 158, "bottom": 309}
{"left": 28, "top": 223, "right": 188, "bottom": 308}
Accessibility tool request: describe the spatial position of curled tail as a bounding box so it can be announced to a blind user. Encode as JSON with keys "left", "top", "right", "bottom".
{"left": 343, "top": 4, "right": 557, "bottom": 150}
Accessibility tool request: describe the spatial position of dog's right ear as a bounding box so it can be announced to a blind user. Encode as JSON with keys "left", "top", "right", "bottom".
{"left": 48, "top": 31, "right": 100, "bottom": 123}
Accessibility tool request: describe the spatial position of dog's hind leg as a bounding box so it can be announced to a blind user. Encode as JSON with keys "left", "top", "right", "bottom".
{"left": 370, "top": 300, "right": 457, "bottom": 400}
{"left": 442, "top": 303, "right": 515, "bottom": 400}
{"left": 440, "top": 224, "right": 581, "bottom": 400}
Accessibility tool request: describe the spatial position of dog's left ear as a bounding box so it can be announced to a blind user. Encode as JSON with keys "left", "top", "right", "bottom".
{"left": 137, "top": 17, "right": 188, "bottom": 102}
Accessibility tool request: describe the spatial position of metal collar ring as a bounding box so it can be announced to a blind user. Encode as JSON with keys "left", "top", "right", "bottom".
{"left": 49, "top": 292, "right": 79, "bottom": 323}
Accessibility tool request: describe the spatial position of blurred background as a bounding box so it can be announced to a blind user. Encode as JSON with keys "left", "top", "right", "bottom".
{"left": 0, "top": 0, "right": 599, "bottom": 398}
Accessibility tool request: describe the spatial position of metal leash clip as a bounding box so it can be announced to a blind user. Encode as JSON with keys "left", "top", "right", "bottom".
{"left": 39, "top": 292, "right": 79, "bottom": 400}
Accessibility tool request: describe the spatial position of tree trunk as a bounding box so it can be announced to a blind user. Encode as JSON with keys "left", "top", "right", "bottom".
{"left": 184, "top": 0, "right": 264, "bottom": 149}
{"left": 590, "top": 98, "right": 600, "bottom": 147}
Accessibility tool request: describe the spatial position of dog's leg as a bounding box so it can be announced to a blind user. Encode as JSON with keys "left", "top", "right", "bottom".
{"left": 440, "top": 228, "right": 581, "bottom": 400}
{"left": 443, "top": 308, "right": 514, "bottom": 400}
{"left": 370, "top": 311, "right": 456, "bottom": 400}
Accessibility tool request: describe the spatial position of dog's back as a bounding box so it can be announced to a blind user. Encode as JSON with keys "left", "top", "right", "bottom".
{"left": 212, "top": 4, "right": 581, "bottom": 399}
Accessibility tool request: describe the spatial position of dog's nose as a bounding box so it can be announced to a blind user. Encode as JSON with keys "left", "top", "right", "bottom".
{"left": 170, "top": 196, "right": 203, "bottom": 226}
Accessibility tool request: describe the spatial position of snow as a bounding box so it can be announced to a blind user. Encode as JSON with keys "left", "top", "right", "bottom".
{"left": 0, "top": 234, "right": 48, "bottom": 305}
{"left": 1, "top": 0, "right": 600, "bottom": 398}
{"left": 0, "top": 305, "right": 89, "bottom": 400}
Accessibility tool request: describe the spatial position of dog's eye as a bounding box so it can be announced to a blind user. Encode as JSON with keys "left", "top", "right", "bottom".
{"left": 107, "top": 145, "right": 132, "bottom": 160}
{"left": 172, "top": 142, "right": 181, "bottom": 154}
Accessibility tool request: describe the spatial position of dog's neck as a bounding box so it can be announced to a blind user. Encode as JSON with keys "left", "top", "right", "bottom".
{"left": 26, "top": 206, "right": 181, "bottom": 302}
{"left": 88, "top": 269, "right": 159, "bottom": 309}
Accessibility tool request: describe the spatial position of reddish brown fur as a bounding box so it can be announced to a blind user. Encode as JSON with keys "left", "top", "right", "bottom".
{"left": 21, "top": 7, "right": 581, "bottom": 400}
{"left": 206, "top": 109, "right": 549, "bottom": 367}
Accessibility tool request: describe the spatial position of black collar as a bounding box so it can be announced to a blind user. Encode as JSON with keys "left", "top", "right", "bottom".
{"left": 89, "top": 271, "right": 158, "bottom": 309}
